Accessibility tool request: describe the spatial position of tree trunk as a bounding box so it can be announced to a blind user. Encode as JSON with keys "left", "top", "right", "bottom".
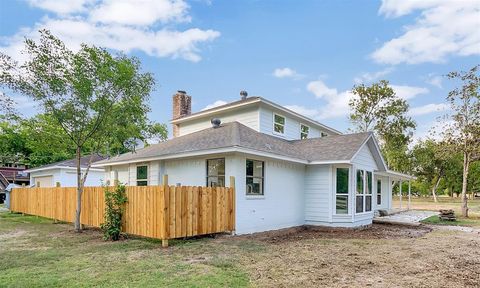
{"left": 74, "top": 146, "right": 83, "bottom": 232}
{"left": 461, "top": 152, "right": 469, "bottom": 218}
{"left": 432, "top": 176, "right": 441, "bottom": 203}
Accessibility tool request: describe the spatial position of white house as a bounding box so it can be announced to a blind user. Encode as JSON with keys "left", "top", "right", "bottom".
{"left": 26, "top": 155, "right": 105, "bottom": 188}
{"left": 93, "top": 91, "right": 413, "bottom": 234}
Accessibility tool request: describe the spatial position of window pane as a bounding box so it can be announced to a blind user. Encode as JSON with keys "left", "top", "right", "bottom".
{"left": 246, "top": 159, "right": 253, "bottom": 176}
{"left": 336, "top": 168, "right": 349, "bottom": 194}
{"left": 246, "top": 177, "right": 263, "bottom": 195}
{"left": 253, "top": 161, "right": 263, "bottom": 177}
{"left": 274, "top": 114, "right": 285, "bottom": 125}
{"left": 137, "top": 166, "right": 147, "bottom": 180}
{"left": 137, "top": 180, "right": 148, "bottom": 186}
{"left": 207, "top": 159, "right": 225, "bottom": 177}
{"left": 336, "top": 195, "right": 348, "bottom": 214}
{"left": 274, "top": 123, "right": 284, "bottom": 134}
{"left": 301, "top": 125, "right": 309, "bottom": 134}
{"left": 366, "top": 196, "right": 372, "bottom": 212}
{"left": 367, "top": 171, "right": 372, "bottom": 194}
{"left": 356, "top": 170, "right": 364, "bottom": 194}
{"left": 356, "top": 195, "right": 364, "bottom": 213}
{"left": 207, "top": 176, "right": 225, "bottom": 187}
{"left": 377, "top": 180, "right": 382, "bottom": 205}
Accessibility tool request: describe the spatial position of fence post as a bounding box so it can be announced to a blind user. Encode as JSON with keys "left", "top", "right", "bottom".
{"left": 229, "top": 176, "right": 236, "bottom": 235}
{"left": 162, "top": 174, "right": 169, "bottom": 248}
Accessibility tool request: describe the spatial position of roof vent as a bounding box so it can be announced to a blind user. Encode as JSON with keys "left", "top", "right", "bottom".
{"left": 240, "top": 90, "right": 248, "bottom": 100}
{"left": 211, "top": 118, "right": 221, "bottom": 128}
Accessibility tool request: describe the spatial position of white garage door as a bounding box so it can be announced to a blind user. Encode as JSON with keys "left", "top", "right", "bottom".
{"left": 35, "top": 176, "right": 53, "bottom": 187}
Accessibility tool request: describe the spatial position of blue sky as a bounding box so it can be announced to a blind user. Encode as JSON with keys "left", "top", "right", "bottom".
{"left": 1, "top": 0, "right": 479, "bottom": 140}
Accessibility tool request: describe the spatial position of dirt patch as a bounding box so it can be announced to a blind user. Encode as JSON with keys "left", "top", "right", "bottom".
{"left": 0, "top": 229, "right": 29, "bottom": 240}
{"left": 237, "top": 224, "right": 432, "bottom": 244}
{"left": 234, "top": 225, "right": 480, "bottom": 288}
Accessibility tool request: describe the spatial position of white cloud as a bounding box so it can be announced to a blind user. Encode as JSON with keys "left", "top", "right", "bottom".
{"left": 304, "top": 80, "right": 354, "bottom": 119}
{"left": 89, "top": 0, "right": 191, "bottom": 26}
{"left": 391, "top": 85, "right": 429, "bottom": 100}
{"left": 408, "top": 103, "right": 449, "bottom": 116}
{"left": 272, "top": 67, "right": 303, "bottom": 79}
{"left": 373, "top": 0, "right": 480, "bottom": 64}
{"left": 353, "top": 67, "right": 394, "bottom": 84}
{"left": 426, "top": 75, "right": 443, "bottom": 89}
{"left": 2, "top": 1, "right": 220, "bottom": 62}
{"left": 202, "top": 100, "right": 227, "bottom": 111}
{"left": 289, "top": 81, "right": 430, "bottom": 121}
{"left": 25, "top": 0, "right": 94, "bottom": 14}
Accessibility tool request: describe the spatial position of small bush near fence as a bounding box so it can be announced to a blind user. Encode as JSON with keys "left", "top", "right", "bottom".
{"left": 101, "top": 184, "right": 128, "bottom": 241}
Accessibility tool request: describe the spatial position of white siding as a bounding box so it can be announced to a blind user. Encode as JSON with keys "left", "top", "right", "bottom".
{"left": 259, "top": 106, "right": 330, "bottom": 140}
{"left": 30, "top": 168, "right": 104, "bottom": 188}
{"left": 351, "top": 141, "right": 378, "bottom": 225}
{"left": 178, "top": 106, "right": 259, "bottom": 136}
{"left": 232, "top": 154, "right": 305, "bottom": 234}
{"left": 352, "top": 143, "right": 378, "bottom": 171}
{"left": 304, "top": 165, "right": 331, "bottom": 223}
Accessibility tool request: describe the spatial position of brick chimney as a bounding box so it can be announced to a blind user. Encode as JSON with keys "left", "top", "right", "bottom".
{"left": 172, "top": 90, "right": 191, "bottom": 137}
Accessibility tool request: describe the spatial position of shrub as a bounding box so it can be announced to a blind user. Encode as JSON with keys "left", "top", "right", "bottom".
{"left": 101, "top": 184, "right": 128, "bottom": 241}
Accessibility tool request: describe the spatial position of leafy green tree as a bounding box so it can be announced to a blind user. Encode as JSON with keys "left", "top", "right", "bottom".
{"left": 0, "top": 30, "right": 164, "bottom": 231}
{"left": 411, "top": 139, "right": 457, "bottom": 202}
{"left": 349, "top": 80, "right": 416, "bottom": 172}
{"left": 441, "top": 65, "right": 480, "bottom": 217}
{"left": 0, "top": 91, "right": 15, "bottom": 118}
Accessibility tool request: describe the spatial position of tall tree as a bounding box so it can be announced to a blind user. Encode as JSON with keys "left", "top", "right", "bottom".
{"left": 0, "top": 30, "right": 160, "bottom": 231}
{"left": 442, "top": 65, "right": 480, "bottom": 217}
{"left": 411, "top": 139, "right": 456, "bottom": 202}
{"left": 349, "top": 80, "right": 416, "bottom": 171}
{"left": 0, "top": 91, "right": 16, "bottom": 119}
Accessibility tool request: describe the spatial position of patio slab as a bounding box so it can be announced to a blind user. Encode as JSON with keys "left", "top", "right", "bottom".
{"left": 373, "top": 210, "right": 438, "bottom": 226}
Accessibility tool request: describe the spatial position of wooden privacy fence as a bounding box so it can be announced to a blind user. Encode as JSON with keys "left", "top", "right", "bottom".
{"left": 10, "top": 181, "right": 235, "bottom": 244}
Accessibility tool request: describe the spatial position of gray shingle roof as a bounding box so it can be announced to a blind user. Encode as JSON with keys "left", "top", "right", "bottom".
{"left": 30, "top": 155, "right": 106, "bottom": 170}
{"left": 94, "top": 122, "right": 371, "bottom": 166}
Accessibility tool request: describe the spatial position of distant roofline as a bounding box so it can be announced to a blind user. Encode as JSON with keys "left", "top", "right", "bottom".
{"left": 170, "top": 96, "right": 342, "bottom": 135}
{"left": 25, "top": 166, "right": 104, "bottom": 173}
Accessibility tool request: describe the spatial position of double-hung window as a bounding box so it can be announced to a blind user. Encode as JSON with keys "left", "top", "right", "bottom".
{"left": 273, "top": 114, "right": 285, "bottom": 134}
{"left": 136, "top": 165, "right": 148, "bottom": 186}
{"left": 356, "top": 169, "right": 372, "bottom": 213}
{"left": 335, "top": 168, "right": 349, "bottom": 214}
{"left": 377, "top": 179, "right": 382, "bottom": 205}
{"left": 246, "top": 159, "right": 264, "bottom": 195}
{"left": 300, "top": 124, "right": 309, "bottom": 139}
{"left": 206, "top": 158, "right": 225, "bottom": 187}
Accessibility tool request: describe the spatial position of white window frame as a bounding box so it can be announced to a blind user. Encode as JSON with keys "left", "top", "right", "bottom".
{"left": 273, "top": 113, "right": 286, "bottom": 135}
{"left": 355, "top": 169, "right": 373, "bottom": 214}
{"left": 246, "top": 158, "right": 265, "bottom": 196}
{"left": 206, "top": 158, "right": 225, "bottom": 187}
{"left": 334, "top": 165, "right": 350, "bottom": 215}
{"left": 300, "top": 123, "right": 309, "bottom": 139}
{"left": 136, "top": 164, "right": 148, "bottom": 186}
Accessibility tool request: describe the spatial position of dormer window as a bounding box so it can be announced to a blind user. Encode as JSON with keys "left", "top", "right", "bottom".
{"left": 273, "top": 114, "right": 285, "bottom": 134}
{"left": 300, "top": 124, "right": 309, "bottom": 139}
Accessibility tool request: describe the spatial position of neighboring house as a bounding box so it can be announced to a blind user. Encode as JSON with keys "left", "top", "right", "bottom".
{"left": 25, "top": 155, "right": 105, "bottom": 188}
{"left": 93, "top": 91, "right": 413, "bottom": 234}
{"left": 0, "top": 163, "right": 30, "bottom": 202}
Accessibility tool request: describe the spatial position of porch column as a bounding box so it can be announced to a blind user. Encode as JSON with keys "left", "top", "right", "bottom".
{"left": 399, "top": 179, "right": 402, "bottom": 209}
{"left": 408, "top": 180, "right": 411, "bottom": 210}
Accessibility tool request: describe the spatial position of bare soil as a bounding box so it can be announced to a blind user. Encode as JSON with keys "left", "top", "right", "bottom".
{"left": 229, "top": 224, "right": 480, "bottom": 288}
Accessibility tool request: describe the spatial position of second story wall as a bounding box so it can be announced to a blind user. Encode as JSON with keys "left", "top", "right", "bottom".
{"left": 177, "top": 106, "right": 259, "bottom": 137}
{"left": 259, "top": 105, "right": 331, "bottom": 140}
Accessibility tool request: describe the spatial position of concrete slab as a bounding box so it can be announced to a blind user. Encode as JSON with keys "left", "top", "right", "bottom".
{"left": 374, "top": 210, "right": 437, "bottom": 226}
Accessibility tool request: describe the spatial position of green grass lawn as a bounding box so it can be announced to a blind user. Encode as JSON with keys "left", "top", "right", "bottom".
{"left": 420, "top": 215, "right": 480, "bottom": 227}
{"left": 0, "top": 212, "right": 249, "bottom": 288}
